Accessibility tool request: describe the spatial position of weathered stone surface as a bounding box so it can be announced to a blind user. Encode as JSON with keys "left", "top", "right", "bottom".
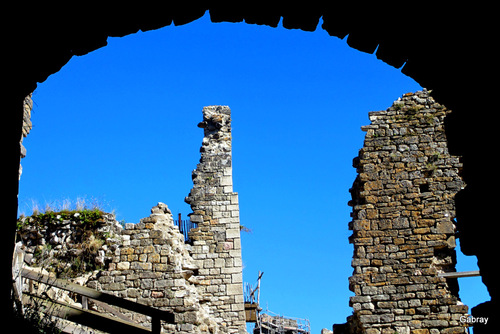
{"left": 16, "top": 105, "right": 247, "bottom": 333}
{"left": 83, "top": 203, "right": 221, "bottom": 333}
{"left": 18, "top": 93, "right": 33, "bottom": 179}
{"left": 344, "top": 90, "right": 469, "bottom": 334}
{"left": 185, "top": 106, "right": 246, "bottom": 333}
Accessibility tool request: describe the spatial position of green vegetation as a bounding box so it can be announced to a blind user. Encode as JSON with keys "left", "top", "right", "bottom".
{"left": 393, "top": 101, "right": 404, "bottom": 110}
{"left": 17, "top": 207, "right": 104, "bottom": 231}
{"left": 17, "top": 199, "right": 111, "bottom": 278}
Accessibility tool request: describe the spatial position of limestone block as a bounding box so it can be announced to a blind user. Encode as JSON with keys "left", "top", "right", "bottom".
{"left": 131, "top": 262, "right": 152, "bottom": 270}
{"left": 148, "top": 253, "right": 160, "bottom": 263}
{"left": 226, "top": 284, "right": 242, "bottom": 296}
{"left": 231, "top": 303, "right": 244, "bottom": 311}
{"left": 220, "top": 175, "right": 232, "bottom": 186}
{"left": 231, "top": 273, "right": 242, "bottom": 283}
{"left": 225, "top": 228, "right": 240, "bottom": 239}
{"left": 117, "top": 262, "right": 130, "bottom": 270}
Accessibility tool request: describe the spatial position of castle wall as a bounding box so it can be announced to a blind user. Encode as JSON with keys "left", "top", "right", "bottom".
{"left": 88, "top": 203, "right": 220, "bottom": 333}
{"left": 346, "top": 90, "right": 469, "bottom": 334}
{"left": 19, "top": 93, "right": 33, "bottom": 179}
{"left": 185, "top": 106, "right": 246, "bottom": 333}
{"left": 90, "top": 105, "right": 246, "bottom": 333}
{"left": 17, "top": 105, "right": 245, "bottom": 333}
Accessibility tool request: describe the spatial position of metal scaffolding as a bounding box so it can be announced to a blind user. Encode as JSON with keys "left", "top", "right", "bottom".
{"left": 254, "top": 309, "right": 311, "bottom": 334}
{"left": 244, "top": 272, "right": 311, "bottom": 334}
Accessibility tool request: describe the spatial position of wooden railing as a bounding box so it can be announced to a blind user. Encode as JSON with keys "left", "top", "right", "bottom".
{"left": 13, "top": 244, "right": 175, "bottom": 333}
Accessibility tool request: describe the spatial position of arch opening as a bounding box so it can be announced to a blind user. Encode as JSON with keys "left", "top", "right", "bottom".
{"left": 16, "top": 12, "right": 434, "bottom": 333}
{"left": 8, "top": 5, "right": 496, "bottom": 334}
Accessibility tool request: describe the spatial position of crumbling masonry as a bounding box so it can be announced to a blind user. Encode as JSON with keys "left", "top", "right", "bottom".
{"left": 185, "top": 106, "right": 246, "bottom": 332}
{"left": 345, "top": 90, "right": 469, "bottom": 334}
{"left": 96, "top": 105, "right": 246, "bottom": 333}
{"left": 19, "top": 93, "right": 33, "bottom": 179}
{"left": 17, "top": 105, "right": 245, "bottom": 333}
{"left": 17, "top": 96, "right": 472, "bottom": 333}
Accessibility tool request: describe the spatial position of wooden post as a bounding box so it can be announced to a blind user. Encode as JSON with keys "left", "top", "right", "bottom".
{"left": 12, "top": 243, "right": 24, "bottom": 314}
{"left": 82, "top": 296, "right": 88, "bottom": 309}
{"left": 257, "top": 271, "right": 263, "bottom": 305}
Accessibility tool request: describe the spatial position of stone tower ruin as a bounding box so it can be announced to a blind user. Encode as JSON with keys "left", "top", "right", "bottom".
{"left": 185, "top": 105, "right": 246, "bottom": 333}
{"left": 345, "top": 90, "right": 469, "bottom": 334}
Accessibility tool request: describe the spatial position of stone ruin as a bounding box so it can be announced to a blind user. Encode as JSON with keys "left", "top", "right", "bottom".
{"left": 16, "top": 93, "right": 477, "bottom": 334}
{"left": 19, "top": 93, "right": 33, "bottom": 179}
{"left": 185, "top": 105, "right": 246, "bottom": 331}
{"left": 341, "top": 90, "right": 469, "bottom": 334}
{"left": 17, "top": 105, "right": 246, "bottom": 333}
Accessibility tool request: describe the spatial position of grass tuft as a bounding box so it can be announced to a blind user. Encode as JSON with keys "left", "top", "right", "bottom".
{"left": 18, "top": 196, "right": 112, "bottom": 218}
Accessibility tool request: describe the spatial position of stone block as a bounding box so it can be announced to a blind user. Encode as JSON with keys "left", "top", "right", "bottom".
{"left": 104, "top": 282, "right": 126, "bottom": 291}
{"left": 231, "top": 303, "right": 244, "bottom": 311}
{"left": 203, "top": 259, "right": 214, "bottom": 269}
{"left": 120, "top": 247, "right": 134, "bottom": 255}
{"left": 360, "top": 315, "right": 380, "bottom": 324}
{"left": 220, "top": 175, "right": 232, "bottom": 186}
{"left": 422, "top": 319, "right": 448, "bottom": 327}
{"left": 410, "top": 330, "right": 429, "bottom": 334}
{"left": 148, "top": 253, "right": 160, "bottom": 263}
{"left": 230, "top": 194, "right": 239, "bottom": 204}
{"left": 226, "top": 283, "right": 242, "bottom": 295}
{"left": 232, "top": 273, "right": 242, "bottom": 283}
{"left": 230, "top": 239, "right": 240, "bottom": 251}
{"left": 131, "top": 262, "right": 152, "bottom": 270}
{"left": 127, "top": 289, "right": 141, "bottom": 298}
{"left": 153, "top": 263, "right": 169, "bottom": 271}
{"left": 117, "top": 262, "right": 130, "bottom": 270}
{"left": 436, "top": 221, "right": 454, "bottom": 234}
{"left": 225, "top": 228, "right": 240, "bottom": 239}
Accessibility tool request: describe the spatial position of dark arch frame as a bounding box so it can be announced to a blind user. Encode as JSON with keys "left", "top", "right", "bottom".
{"left": 5, "top": 3, "right": 497, "bottom": 330}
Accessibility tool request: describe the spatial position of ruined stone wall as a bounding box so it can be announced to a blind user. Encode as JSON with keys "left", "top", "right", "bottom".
{"left": 346, "top": 90, "right": 469, "bottom": 334}
{"left": 87, "top": 203, "right": 220, "bottom": 333}
{"left": 185, "top": 106, "right": 246, "bottom": 333}
{"left": 19, "top": 93, "right": 33, "bottom": 179}
{"left": 89, "top": 106, "right": 246, "bottom": 333}
{"left": 18, "top": 204, "right": 220, "bottom": 333}
{"left": 16, "top": 105, "right": 245, "bottom": 333}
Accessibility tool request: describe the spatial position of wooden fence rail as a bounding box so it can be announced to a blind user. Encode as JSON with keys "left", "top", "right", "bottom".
{"left": 16, "top": 259, "right": 175, "bottom": 333}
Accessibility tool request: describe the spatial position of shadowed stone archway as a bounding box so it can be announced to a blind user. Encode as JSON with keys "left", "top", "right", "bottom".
{"left": 5, "top": 3, "right": 497, "bottom": 333}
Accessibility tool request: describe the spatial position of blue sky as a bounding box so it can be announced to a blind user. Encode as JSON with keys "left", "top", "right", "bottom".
{"left": 19, "top": 12, "right": 488, "bottom": 333}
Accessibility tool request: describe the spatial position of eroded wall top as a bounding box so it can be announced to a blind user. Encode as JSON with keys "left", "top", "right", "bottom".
{"left": 345, "top": 90, "right": 468, "bottom": 334}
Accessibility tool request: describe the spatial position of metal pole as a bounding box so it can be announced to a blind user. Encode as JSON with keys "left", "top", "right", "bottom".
{"left": 178, "top": 213, "right": 183, "bottom": 235}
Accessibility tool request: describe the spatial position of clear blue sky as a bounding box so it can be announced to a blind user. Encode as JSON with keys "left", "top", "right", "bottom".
{"left": 19, "top": 12, "right": 488, "bottom": 333}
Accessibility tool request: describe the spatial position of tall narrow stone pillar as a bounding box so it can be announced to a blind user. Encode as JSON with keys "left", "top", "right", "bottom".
{"left": 346, "top": 91, "right": 468, "bottom": 334}
{"left": 185, "top": 106, "right": 246, "bottom": 333}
